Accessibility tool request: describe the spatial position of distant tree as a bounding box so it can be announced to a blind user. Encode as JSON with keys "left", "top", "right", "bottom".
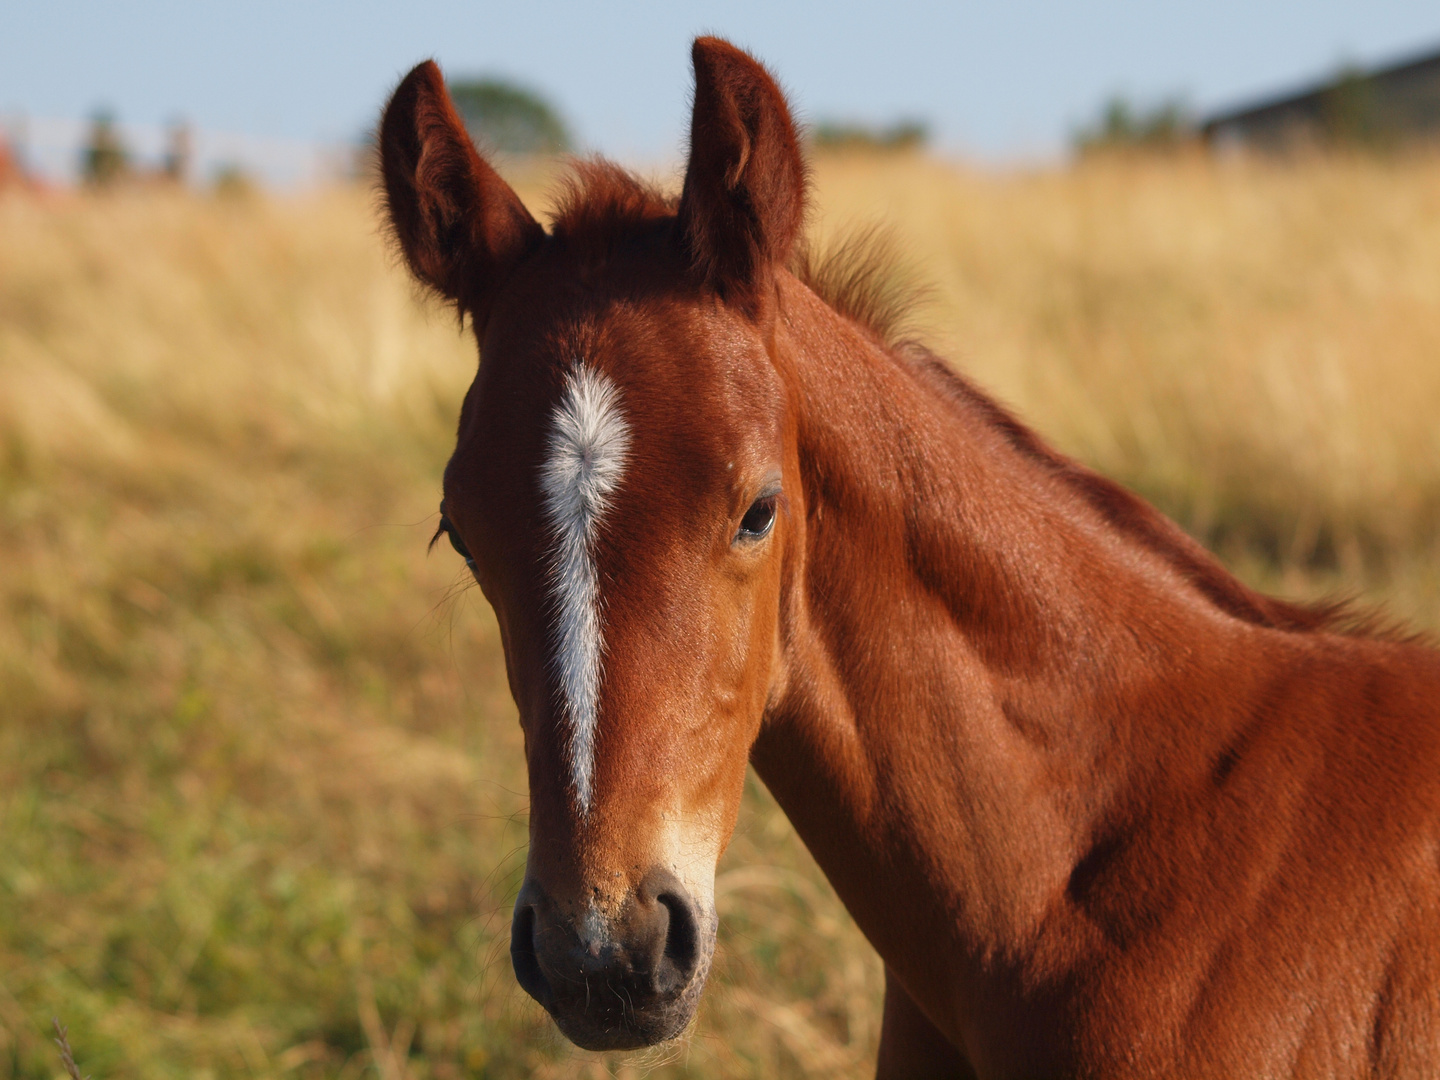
{"left": 81, "top": 108, "right": 129, "bottom": 185}
{"left": 162, "top": 120, "right": 193, "bottom": 183}
{"left": 447, "top": 78, "right": 571, "bottom": 154}
{"left": 211, "top": 162, "right": 256, "bottom": 199}
{"left": 1074, "top": 96, "right": 1193, "bottom": 154}
{"left": 811, "top": 119, "right": 929, "bottom": 152}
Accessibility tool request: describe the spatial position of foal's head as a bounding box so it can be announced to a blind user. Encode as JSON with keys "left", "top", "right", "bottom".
{"left": 381, "top": 39, "right": 807, "bottom": 1048}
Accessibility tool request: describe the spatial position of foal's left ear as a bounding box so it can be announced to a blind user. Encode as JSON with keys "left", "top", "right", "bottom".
{"left": 677, "top": 37, "right": 807, "bottom": 305}
{"left": 380, "top": 60, "right": 544, "bottom": 325}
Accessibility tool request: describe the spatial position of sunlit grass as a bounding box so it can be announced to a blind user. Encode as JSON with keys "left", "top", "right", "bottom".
{"left": 2, "top": 148, "right": 1438, "bottom": 1078}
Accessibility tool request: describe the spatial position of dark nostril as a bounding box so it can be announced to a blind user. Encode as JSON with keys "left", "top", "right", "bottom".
{"left": 510, "top": 904, "right": 554, "bottom": 1010}
{"left": 655, "top": 890, "right": 701, "bottom": 990}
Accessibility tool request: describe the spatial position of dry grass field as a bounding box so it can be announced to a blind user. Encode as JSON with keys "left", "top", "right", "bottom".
{"left": 1, "top": 149, "right": 1437, "bottom": 1079}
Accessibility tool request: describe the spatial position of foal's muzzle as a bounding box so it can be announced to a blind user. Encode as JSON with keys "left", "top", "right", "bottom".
{"left": 510, "top": 867, "right": 715, "bottom": 1050}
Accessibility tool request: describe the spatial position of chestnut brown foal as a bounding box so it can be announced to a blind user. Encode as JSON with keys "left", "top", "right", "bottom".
{"left": 380, "top": 38, "right": 1440, "bottom": 1078}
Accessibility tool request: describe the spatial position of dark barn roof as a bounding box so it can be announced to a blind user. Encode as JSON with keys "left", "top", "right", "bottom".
{"left": 1202, "top": 44, "right": 1440, "bottom": 149}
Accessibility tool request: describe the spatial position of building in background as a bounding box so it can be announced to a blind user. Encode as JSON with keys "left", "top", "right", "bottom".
{"left": 1202, "top": 44, "right": 1440, "bottom": 150}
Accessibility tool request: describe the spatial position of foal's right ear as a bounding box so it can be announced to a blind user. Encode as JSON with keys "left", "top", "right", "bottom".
{"left": 678, "top": 38, "right": 807, "bottom": 306}
{"left": 380, "top": 61, "right": 544, "bottom": 323}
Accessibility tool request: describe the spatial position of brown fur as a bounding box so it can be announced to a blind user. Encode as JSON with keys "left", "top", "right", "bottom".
{"left": 380, "top": 37, "right": 1440, "bottom": 1079}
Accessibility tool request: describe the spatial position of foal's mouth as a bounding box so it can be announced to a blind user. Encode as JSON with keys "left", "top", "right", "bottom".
{"left": 544, "top": 964, "right": 713, "bottom": 1052}
{"left": 510, "top": 870, "right": 718, "bottom": 1050}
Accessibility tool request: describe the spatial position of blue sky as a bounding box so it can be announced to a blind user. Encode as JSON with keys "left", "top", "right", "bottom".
{"left": 4, "top": 0, "right": 1440, "bottom": 180}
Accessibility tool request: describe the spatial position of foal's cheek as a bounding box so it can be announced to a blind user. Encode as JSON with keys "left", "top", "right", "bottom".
{"left": 711, "top": 593, "right": 756, "bottom": 708}
{"left": 737, "top": 549, "right": 785, "bottom": 720}
{"left": 706, "top": 569, "right": 774, "bottom": 726}
{"left": 677, "top": 569, "right": 771, "bottom": 850}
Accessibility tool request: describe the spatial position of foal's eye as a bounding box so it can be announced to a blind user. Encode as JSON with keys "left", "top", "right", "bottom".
{"left": 444, "top": 521, "right": 474, "bottom": 564}
{"left": 736, "top": 496, "right": 778, "bottom": 542}
{"left": 431, "top": 507, "right": 476, "bottom": 568}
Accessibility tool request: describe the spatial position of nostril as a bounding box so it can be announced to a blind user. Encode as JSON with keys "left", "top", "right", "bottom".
{"left": 510, "top": 904, "right": 554, "bottom": 1011}
{"left": 656, "top": 890, "right": 701, "bottom": 988}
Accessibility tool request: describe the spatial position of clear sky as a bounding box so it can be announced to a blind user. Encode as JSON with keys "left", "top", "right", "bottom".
{"left": 5, "top": 0, "right": 1440, "bottom": 179}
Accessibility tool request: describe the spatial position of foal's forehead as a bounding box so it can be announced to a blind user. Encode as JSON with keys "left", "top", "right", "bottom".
{"left": 475, "top": 286, "right": 786, "bottom": 473}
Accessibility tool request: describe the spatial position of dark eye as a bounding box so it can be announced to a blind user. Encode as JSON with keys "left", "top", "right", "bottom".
{"left": 431, "top": 505, "right": 475, "bottom": 568}
{"left": 736, "top": 495, "right": 777, "bottom": 542}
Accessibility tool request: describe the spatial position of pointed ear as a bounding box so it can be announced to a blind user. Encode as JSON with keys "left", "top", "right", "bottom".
{"left": 380, "top": 61, "right": 544, "bottom": 324}
{"left": 677, "top": 38, "right": 807, "bottom": 304}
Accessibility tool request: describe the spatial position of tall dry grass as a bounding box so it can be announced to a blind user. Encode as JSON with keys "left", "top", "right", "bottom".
{"left": 1, "top": 149, "right": 1437, "bottom": 1079}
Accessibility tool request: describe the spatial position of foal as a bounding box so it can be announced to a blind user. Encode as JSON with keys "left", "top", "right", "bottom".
{"left": 380, "top": 38, "right": 1440, "bottom": 1078}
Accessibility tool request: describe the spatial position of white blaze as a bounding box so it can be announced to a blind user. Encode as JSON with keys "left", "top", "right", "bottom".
{"left": 539, "top": 364, "right": 631, "bottom": 813}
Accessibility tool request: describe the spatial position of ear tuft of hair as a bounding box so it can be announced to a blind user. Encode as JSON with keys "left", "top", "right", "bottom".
{"left": 677, "top": 38, "right": 808, "bottom": 309}
{"left": 379, "top": 60, "right": 544, "bottom": 325}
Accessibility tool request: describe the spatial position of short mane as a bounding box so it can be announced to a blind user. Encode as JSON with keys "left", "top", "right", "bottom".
{"left": 547, "top": 159, "right": 674, "bottom": 266}
{"left": 548, "top": 159, "right": 920, "bottom": 343}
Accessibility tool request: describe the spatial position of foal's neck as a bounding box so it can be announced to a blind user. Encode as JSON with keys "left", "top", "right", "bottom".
{"left": 753, "top": 274, "right": 1267, "bottom": 1029}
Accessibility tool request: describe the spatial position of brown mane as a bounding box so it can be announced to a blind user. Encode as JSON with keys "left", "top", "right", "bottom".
{"left": 546, "top": 159, "right": 923, "bottom": 345}
{"left": 546, "top": 159, "right": 674, "bottom": 266}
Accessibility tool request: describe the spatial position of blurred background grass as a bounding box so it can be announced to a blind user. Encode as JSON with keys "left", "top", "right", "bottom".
{"left": 1, "top": 148, "right": 1438, "bottom": 1079}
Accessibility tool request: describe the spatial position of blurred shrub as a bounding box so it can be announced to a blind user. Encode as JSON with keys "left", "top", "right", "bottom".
{"left": 1074, "top": 96, "right": 1194, "bottom": 154}
{"left": 161, "top": 120, "right": 192, "bottom": 184}
{"left": 811, "top": 119, "right": 929, "bottom": 153}
{"left": 210, "top": 162, "right": 257, "bottom": 199}
{"left": 80, "top": 109, "right": 129, "bottom": 186}
{"left": 447, "top": 78, "right": 570, "bottom": 155}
